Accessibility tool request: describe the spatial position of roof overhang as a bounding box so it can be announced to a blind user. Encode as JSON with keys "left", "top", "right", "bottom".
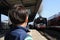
{"left": 1, "top": 0, "right": 42, "bottom": 22}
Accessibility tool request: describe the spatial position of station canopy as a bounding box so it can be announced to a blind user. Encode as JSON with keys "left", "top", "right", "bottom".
{"left": 0, "top": 0, "right": 42, "bottom": 22}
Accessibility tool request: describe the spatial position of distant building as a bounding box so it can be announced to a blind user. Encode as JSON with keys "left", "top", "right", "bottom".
{"left": 48, "top": 12, "right": 60, "bottom": 26}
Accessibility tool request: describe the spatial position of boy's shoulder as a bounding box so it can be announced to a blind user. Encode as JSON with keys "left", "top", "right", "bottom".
{"left": 10, "top": 29, "right": 32, "bottom": 40}
{"left": 11, "top": 29, "right": 26, "bottom": 36}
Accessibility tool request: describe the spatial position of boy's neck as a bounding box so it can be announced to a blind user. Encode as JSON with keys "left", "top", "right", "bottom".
{"left": 17, "top": 22, "right": 27, "bottom": 28}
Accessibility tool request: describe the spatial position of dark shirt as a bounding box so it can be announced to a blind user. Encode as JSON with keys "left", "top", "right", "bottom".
{"left": 5, "top": 26, "right": 32, "bottom": 40}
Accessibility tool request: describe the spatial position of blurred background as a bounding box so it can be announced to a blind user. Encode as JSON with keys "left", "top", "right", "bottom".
{"left": 0, "top": 0, "right": 60, "bottom": 40}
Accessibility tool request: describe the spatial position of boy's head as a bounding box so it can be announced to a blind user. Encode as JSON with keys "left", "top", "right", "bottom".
{"left": 9, "top": 4, "right": 29, "bottom": 25}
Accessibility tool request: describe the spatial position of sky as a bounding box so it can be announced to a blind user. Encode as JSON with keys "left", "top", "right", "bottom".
{"left": 1, "top": 0, "right": 60, "bottom": 22}
{"left": 40, "top": 0, "right": 60, "bottom": 19}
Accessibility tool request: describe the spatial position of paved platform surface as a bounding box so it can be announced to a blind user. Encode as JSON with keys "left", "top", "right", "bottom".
{"left": 28, "top": 29, "right": 47, "bottom": 40}
{"left": 0, "top": 37, "right": 4, "bottom": 40}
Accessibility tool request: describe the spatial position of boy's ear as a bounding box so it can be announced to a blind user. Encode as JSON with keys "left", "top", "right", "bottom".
{"left": 25, "top": 16, "right": 28, "bottom": 23}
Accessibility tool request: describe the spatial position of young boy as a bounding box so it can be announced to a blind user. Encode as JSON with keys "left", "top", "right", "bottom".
{"left": 5, "top": 4, "right": 32, "bottom": 40}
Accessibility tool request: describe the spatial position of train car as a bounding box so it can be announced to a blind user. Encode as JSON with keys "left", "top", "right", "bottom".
{"left": 48, "top": 12, "right": 60, "bottom": 30}
{"left": 34, "top": 16, "right": 47, "bottom": 29}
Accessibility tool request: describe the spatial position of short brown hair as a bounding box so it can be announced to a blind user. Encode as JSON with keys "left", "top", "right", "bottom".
{"left": 8, "top": 4, "right": 29, "bottom": 25}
